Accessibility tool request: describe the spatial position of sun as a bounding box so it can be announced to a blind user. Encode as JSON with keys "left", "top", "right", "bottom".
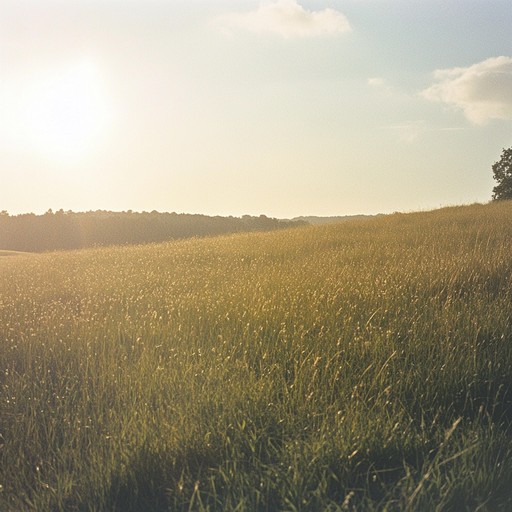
{"left": 23, "top": 60, "right": 112, "bottom": 162}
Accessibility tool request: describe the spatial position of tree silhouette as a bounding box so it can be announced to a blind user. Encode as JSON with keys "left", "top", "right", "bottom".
{"left": 492, "top": 147, "right": 512, "bottom": 200}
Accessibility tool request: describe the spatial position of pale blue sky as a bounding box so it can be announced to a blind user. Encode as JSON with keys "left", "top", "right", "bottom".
{"left": 1, "top": 0, "right": 511, "bottom": 217}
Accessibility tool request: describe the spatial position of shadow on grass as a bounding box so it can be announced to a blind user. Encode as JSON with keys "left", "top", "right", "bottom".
{"left": 106, "top": 446, "right": 172, "bottom": 512}
{"left": 102, "top": 440, "right": 225, "bottom": 512}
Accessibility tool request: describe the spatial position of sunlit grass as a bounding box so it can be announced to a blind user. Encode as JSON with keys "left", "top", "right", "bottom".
{"left": 1, "top": 202, "right": 512, "bottom": 510}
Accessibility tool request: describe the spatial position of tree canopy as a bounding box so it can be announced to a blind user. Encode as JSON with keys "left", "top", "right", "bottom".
{"left": 492, "top": 147, "right": 512, "bottom": 200}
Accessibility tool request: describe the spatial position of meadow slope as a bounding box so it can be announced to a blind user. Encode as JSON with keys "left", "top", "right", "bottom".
{"left": 1, "top": 202, "right": 512, "bottom": 511}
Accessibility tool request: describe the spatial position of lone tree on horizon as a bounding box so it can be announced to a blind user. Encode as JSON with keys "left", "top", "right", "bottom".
{"left": 492, "top": 147, "right": 512, "bottom": 200}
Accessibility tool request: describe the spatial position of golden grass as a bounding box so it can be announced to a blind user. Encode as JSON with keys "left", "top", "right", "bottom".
{"left": 1, "top": 201, "right": 512, "bottom": 510}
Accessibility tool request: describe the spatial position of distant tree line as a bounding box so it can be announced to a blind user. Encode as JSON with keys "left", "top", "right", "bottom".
{"left": 0, "top": 210, "right": 306, "bottom": 253}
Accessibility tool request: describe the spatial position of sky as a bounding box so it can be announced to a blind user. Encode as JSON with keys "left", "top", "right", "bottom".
{"left": 0, "top": 0, "right": 511, "bottom": 218}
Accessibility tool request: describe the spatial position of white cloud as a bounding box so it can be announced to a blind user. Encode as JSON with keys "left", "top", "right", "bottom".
{"left": 422, "top": 56, "right": 512, "bottom": 124}
{"left": 214, "top": 0, "right": 351, "bottom": 39}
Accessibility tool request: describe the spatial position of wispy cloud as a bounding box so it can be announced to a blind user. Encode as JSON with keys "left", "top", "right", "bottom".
{"left": 382, "top": 121, "right": 467, "bottom": 144}
{"left": 367, "top": 76, "right": 396, "bottom": 95}
{"left": 214, "top": 0, "right": 351, "bottom": 39}
{"left": 383, "top": 121, "right": 425, "bottom": 144}
{"left": 367, "top": 77, "right": 386, "bottom": 88}
{"left": 422, "top": 56, "right": 512, "bottom": 124}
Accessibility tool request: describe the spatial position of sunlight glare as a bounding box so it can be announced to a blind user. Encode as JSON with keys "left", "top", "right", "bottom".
{"left": 24, "top": 60, "right": 112, "bottom": 162}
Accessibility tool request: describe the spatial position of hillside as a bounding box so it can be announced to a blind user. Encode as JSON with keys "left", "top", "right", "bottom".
{"left": 0, "top": 250, "right": 31, "bottom": 257}
{"left": 1, "top": 202, "right": 512, "bottom": 511}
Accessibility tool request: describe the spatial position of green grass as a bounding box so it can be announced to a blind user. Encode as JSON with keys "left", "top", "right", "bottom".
{"left": 1, "top": 201, "right": 512, "bottom": 511}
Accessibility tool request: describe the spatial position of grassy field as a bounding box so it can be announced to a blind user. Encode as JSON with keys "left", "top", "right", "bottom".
{"left": 1, "top": 202, "right": 512, "bottom": 511}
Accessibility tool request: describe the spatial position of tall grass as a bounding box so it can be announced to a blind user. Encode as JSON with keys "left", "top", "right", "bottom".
{"left": 1, "top": 202, "right": 512, "bottom": 510}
